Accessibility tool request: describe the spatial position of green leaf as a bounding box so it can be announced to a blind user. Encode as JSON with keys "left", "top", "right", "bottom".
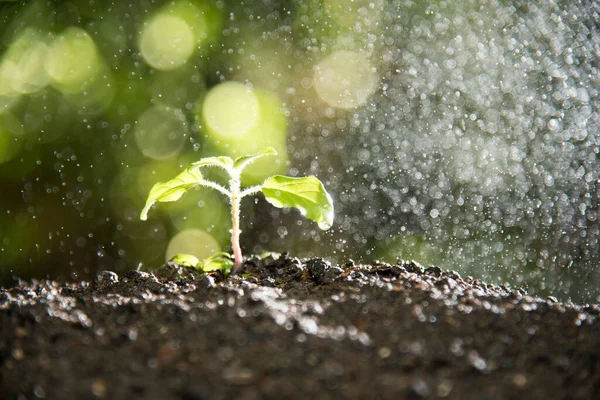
{"left": 233, "top": 147, "right": 277, "bottom": 172}
{"left": 169, "top": 253, "right": 201, "bottom": 268}
{"left": 261, "top": 175, "right": 334, "bottom": 230}
{"left": 200, "top": 252, "right": 234, "bottom": 273}
{"left": 258, "top": 251, "right": 281, "bottom": 260}
{"left": 188, "top": 156, "right": 233, "bottom": 172}
{"left": 140, "top": 168, "right": 203, "bottom": 220}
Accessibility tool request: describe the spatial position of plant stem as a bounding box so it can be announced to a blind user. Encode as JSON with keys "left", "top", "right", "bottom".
{"left": 229, "top": 172, "right": 243, "bottom": 272}
{"left": 199, "top": 180, "right": 231, "bottom": 197}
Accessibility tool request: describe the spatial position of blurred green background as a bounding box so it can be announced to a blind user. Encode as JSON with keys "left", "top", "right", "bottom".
{"left": 0, "top": 0, "right": 598, "bottom": 303}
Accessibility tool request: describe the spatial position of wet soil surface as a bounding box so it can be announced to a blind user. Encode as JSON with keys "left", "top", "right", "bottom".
{"left": 1, "top": 255, "right": 599, "bottom": 399}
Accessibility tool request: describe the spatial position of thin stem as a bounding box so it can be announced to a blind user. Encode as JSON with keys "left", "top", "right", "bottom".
{"left": 198, "top": 180, "right": 231, "bottom": 197}
{"left": 229, "top": 172, "right": 244, "bottom": 272}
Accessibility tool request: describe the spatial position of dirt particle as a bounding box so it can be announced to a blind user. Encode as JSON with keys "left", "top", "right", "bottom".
{"left": 12, "top": 347, "right": 24, "bottom": 360}
{"left": 404, "top": 261, "right": 425, "bottom": 274}
{"left": 91, "top": 378, "right": 107, "bottom": 398}
{"left": 222, "top": 362, "right": 255, "bottom": 385}
{"left": 198, "top": 275, "right": 216, "bottom": 289}
{"left": 14, "top": 327, "right": 29, "bottom": 337}
{"left": 512, "top": 373, "right": 528, "bottom": 387}
{"left": 92, "top": 271, "right": 119, "bottom": 291}
{"left": 33, "top": 385, "right": 45, "bottom": 399}
{"left": 436, "top": 379, "right": 454, "bottom": 397}
{"left": 378, "top": 346, "right": 392, "bottom": 358}
{"left": 306, "top": 258, "right": 340, "bottom": 284}
{"left": 157, "top": 342, "right": 178, "bottom": 364}
{"left": 468, "top": 350, "right": 488, "bottom": 372}
{"left": 411, "top": 378, "right": 430, "bottom": 397}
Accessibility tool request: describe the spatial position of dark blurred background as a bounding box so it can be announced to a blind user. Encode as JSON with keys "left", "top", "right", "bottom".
{"left": 0, "top": 0, "right": 598, "bottom": 303}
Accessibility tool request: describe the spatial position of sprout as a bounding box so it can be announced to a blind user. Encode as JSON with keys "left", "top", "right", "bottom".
{"left": 140, "top": 148, "right": 334, "bottom": 273}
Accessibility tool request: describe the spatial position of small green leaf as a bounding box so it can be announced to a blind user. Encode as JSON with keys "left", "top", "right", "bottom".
{"left": 258, "top": 251, "right": 281, "bottom": 260}
{"left": 261, "top": 175, "right": 334, "bottom": 230}
{"left": 169, "top": 253, "right": 201, "bottom": 268}
{"left": 233, "top": 147, "right": 277, "bottom": 172}
{"left": 140, "top": 168, "right": 203, "bottom": 220}
{"left": 200, "top": 252, "right": 234, "bottom": 273}
{"left": 188, "top": 156, "right": 233, "bottom": 172}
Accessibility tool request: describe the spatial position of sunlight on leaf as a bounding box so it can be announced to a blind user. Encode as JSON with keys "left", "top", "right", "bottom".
{"left": 262, "top": 175, "right": 334, "bottom": 230}
{"left": 258, "top": 251, "right": 281, "bottom": 259}
{"left": 188, "top": 155, "right": 233, "bottom": 172}
{"left": 200, "top": 251, "right": 234, "bottom": 273}
{"left": 140, "top": 168, "right": 203, "bottom": 220}
{"left": 233, "top": 147, "right": 277, "bottom": 172}
{"left": 168, "top": 253, "right": 201, "bottom": 268}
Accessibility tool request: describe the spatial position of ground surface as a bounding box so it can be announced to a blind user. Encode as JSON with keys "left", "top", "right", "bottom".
{"left": 1, "top": 255, "right": 599, "bottom": 399}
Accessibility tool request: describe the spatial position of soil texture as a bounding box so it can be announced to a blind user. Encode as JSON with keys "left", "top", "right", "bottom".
{"left": 1, "top": 255, "right": 599, "bottom": 399}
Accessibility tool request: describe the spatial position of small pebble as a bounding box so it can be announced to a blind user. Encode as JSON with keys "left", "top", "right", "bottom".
{"left": 91, "top": 378, "right": 106, "bottom": 398}
{"left": 411, "top": 378, "right": 430, "bottom": 397}
{"left": 93, "top": 271, "right": 119, "bottom": 291}
{"left": 378, "top": 347, "right": 392, "bottom": 358}
{"left": 12, "top": 348, "right": 24, "bottom": 360}
{"left": 512, "top": 373, "right": 527, "bottom": 387}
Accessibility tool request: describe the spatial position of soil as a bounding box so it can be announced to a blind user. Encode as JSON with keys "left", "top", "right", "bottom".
{"left": 1, "top": 255, "right": 599, "bottom": 400}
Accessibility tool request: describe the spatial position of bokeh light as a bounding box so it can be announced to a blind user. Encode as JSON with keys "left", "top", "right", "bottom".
{"left": 45, "top": 26, "right": 115, "bottom": 115}
{"left": 162, "top": 0, "right": 221, "bottom": 48}
{"left": 1, "top": 30, "right": 49, "bottom": 95}
{"left": 139, "top": 14, "right": 195, "bottom": 71}
{"left": 324, "top": 0, "right": 384, "bottom": 31}
{"left": 201, "top": 81, "right": 260, "bottom": 138}
{"left": 198, "top": 82, "right": 288, "bottom": 183}
{"left": 165, "top": 228, "right": 220, "bottom": 262}
{"left": 134, "top": 105, "right": 188, "bottom": 160}
{"left": 313, "top": 50, "right": 378, "bottom": 109}
{"left": 46, "top": 27, "right": 102, "bottom": 93}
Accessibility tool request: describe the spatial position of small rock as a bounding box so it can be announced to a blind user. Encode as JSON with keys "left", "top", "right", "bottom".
{"left": 33, "top": 385, "right": 46, "bottom": 399}
{"left": 306, "top": 258, "right": 341, "bottom": 284}
{"left": 436, "top": 379, "right": 454, "bottom": 397}
{"left": 12, "top": 347, "right": 24, "bottom": 360}
{"left": 378, "top": 347, "right": 392, "bottom": 359}
{"left": 92, "top": 271, "right": 119, "bottom": 291}
{"left": 512, "top": 373, "right": 528, "bottom": 387}
{"left": 198, "top": 275, "right": 216, "bottom": 289}
{"left": 411, "top": 378, "right": 430, "bottom": 397}
{"left": 425, "top": 266, "right": 442, "bottom": 276}
{"left": 124, "top": 270, "right": 152, "bottom": 280}
{"left": 14, "top": 327, "right": 29, "bottom": 338}
{"left": 404, "top": 261, "right": 425, "bottom": 274}
{"left": 91, "top": 378, "right": 107, "bottom": 398}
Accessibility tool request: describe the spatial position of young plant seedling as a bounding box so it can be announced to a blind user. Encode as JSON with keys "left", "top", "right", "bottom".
{"left": 140, "top": 148, "right": 334, "bottom": 273}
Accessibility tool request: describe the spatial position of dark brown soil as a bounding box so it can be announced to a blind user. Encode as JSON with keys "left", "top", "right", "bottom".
{"left": 1, "top": 255, "right": 599, "bottom": 399}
